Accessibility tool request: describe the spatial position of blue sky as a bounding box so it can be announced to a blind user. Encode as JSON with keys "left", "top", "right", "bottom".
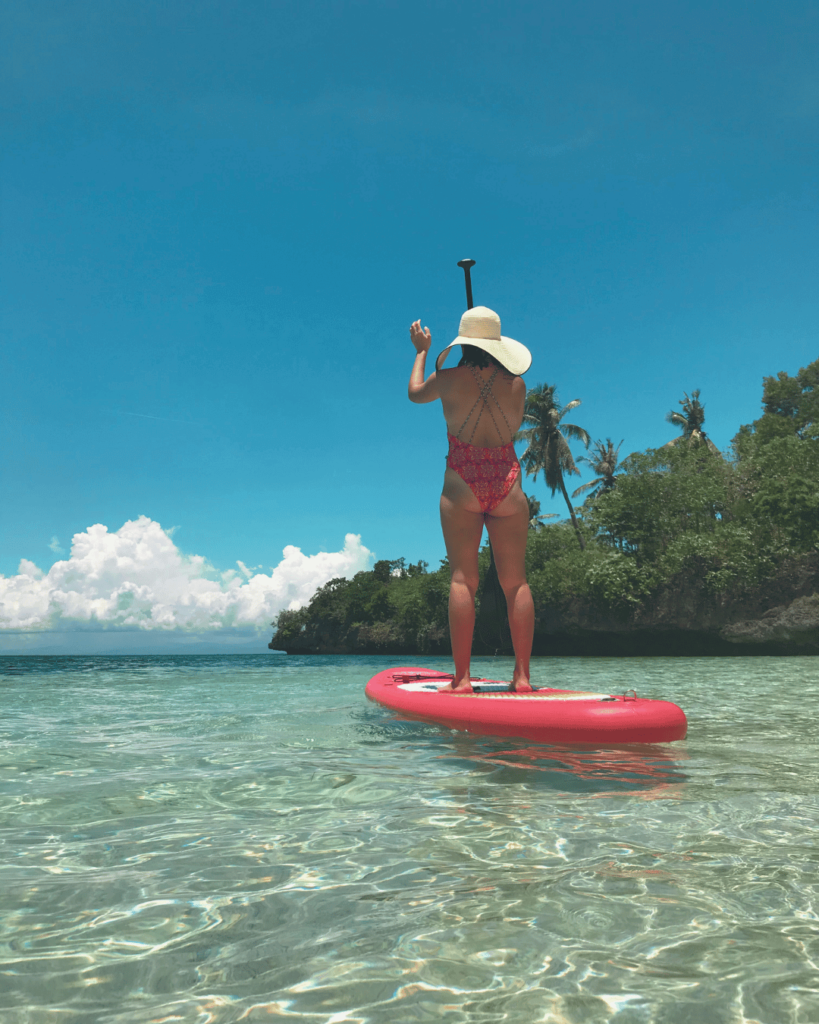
{"left": 1, "top": 0, "right": 817, "bottom": 651}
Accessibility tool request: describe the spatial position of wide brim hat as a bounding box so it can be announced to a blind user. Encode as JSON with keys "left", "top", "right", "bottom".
{"left": 435, "top": 306, "right": 532, "bottom": 376}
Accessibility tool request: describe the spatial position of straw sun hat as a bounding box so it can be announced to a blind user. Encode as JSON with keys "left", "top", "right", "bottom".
{"left": 435, "top": 306, "right": 532, "bottom": 376}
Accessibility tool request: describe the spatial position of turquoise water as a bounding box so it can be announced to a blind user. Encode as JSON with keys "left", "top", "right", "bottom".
{"left": 1, "top": 654, "right": 818, "bottom": 1024}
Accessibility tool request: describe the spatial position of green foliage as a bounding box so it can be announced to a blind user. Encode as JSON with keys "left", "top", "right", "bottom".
{"left": 270, "top": 557, "right": 452, "bottom": 653}
{"left": 515, "top": 382, "right": 590, "bottom": 549}
{"left": 667, "top": 389, "right": 706, "bottom": 436}
{"left": 526, "top": 492, "right": 558, "bottom": 529}
{"left": 525, "top": 523, "right": 597, "bottom": 607}
{"left": 741, "top": 357, "right": 819, "bottom": 442}
{"left": 573, "top": 438, "right": 623, "bottom": 500}
{"left": 663, "top": 389, "right": 720, "bottom": 453}
{"left": 516, "top": 383, "right": 590, "bottom": 491}
{"left": 735, "top": 435, "right": 819, "bottom": 552}
{"left": 523, "top": 524, "right": 657, "bottom": 609}
{"left": 271, "top": 607, "right": 310, "bottom": 645}
{"left": 585, "top": 553, "right": 657, "bottom": 607}
{"left": 587, "top": 445, "right": 732, "bottom": 562}
{"left": 584, "top": 426, "right": 818, "bottom": 592}
{"left": 660, "top": 525, "right": 770, "bottom": 592}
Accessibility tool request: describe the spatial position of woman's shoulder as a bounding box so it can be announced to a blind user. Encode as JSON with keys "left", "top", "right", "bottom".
{"left": 495, "top": 369, "right": 526, "bottom": 392}
{"left": 436, "top": 365, "right": 468, "bottom": 388}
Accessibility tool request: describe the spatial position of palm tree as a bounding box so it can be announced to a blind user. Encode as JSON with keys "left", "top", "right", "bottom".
{"left": 664, "top": 390, "right": 720, "bottom": 454}
{"left": 515, "top": 383, "right": 590, "bottom": 549}
{"left": 526, "top": 493, "right": 559, "bottom": 530}
{"left": 572, "top": 438, "right": 624, "bottom": 501}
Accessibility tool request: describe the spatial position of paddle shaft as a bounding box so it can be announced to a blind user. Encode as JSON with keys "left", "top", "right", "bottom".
{"left": 457, "top": 259, "right": 475, "bottom": 309}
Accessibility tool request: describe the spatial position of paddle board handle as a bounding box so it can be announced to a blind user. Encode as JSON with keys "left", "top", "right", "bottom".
{"left": 457, "top": 259, "right": 475, "bottom": 309}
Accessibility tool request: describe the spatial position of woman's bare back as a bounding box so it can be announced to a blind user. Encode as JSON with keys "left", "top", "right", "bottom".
{"left": 437, "top": 364, "right": 526, "bottom": 447}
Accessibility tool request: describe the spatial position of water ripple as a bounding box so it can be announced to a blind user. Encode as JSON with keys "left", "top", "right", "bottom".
{"left": 0, "top": 655, "right": 818, "bottom": 1023}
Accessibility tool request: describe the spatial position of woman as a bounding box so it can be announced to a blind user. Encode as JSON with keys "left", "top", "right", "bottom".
{"left": 408, "top": 306, "right": 534, "bottom": 693}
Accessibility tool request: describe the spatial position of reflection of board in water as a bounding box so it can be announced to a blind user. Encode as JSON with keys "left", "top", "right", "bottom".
{"left": 462, "top": 742, "right": 689, "bottom": 795}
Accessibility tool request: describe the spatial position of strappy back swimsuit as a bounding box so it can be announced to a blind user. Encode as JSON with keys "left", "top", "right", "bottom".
{"left": 446, "top": 366, "right": 521, "bottom": 514}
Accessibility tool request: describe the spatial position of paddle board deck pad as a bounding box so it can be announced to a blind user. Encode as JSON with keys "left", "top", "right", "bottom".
{"left": 366, "top": 667, "right": 687, "bottom": 744}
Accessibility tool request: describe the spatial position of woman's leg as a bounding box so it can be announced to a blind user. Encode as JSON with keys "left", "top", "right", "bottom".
{"left": 439, "top": 478, "right": 485, "bottom": 693}
{"left": 485, "top": 486, "right": 534, "bottom": 691}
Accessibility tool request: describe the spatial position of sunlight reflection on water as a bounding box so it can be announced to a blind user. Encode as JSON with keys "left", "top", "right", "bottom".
{"left": 0, "top": 654, "right": 817, "bottom": 1023}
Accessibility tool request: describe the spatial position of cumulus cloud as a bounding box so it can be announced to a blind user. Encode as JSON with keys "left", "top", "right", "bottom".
{"left": 48, "top": 536, "right": 64, "bottom": 554}
{"left": 0, "top": 516, "right": 371, "bottom": 632}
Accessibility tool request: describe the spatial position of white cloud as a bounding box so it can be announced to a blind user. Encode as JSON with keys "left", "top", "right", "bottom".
{"left": 48, "top": 536, "right": 64, "bottom": 554}
{"left": 0, "top": 516, "right": 371, "bottom": 632}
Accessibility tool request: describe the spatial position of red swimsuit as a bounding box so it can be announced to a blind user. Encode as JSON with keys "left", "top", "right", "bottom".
{"left": 446, "top": 366, "right": 521, "bottom": 514}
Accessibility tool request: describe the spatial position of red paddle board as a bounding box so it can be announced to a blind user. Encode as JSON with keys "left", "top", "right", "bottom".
{"left": 366, "top": 666, "right": 687, "bottom": 744}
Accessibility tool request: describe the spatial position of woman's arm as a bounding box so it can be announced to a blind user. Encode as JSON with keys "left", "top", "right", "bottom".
{"left": 408, "top": 320, "right": 441, "bottom": 404}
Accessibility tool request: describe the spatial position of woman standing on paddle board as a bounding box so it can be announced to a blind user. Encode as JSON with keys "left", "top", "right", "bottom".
{"left": 408, "top": 308, "right": 534, "bottom": 693}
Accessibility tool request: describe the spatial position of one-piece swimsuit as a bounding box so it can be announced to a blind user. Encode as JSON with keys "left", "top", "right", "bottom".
{"left": 446, "top": 365, "right": 521, "bottom": 514}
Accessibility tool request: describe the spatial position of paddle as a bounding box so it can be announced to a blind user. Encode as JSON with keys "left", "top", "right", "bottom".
{"left": 457, "top": 258, "right": 476, "bottom": 309}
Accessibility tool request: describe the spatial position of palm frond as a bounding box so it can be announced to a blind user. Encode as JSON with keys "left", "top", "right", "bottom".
{"left": 529, "top": 512, "right": 559, "bottom": 530}
{"left": 572, "top": 477, "right": 603, "bottom": 498}
{"left": 515, "top": 381, "right": 590, "bottom": 498}
{"left": 560, "top": 423, "right": 591, "bottom": 447}
{"left": 667, "top": 389, "right": 707, "bottom": 437}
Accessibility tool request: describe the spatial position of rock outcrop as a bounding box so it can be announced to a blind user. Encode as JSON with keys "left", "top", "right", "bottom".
{"left": 721, "top": 594, "right": 819, "bottom": 648}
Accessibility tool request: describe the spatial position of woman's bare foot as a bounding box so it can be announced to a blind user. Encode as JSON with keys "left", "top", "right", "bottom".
{"left": 508, "top": 675, "right": 533, "bottom": 693}
{"left": 438, "top": 679, "right": 474, "bottom": 693}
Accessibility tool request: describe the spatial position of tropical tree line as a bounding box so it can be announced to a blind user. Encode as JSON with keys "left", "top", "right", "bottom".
{"left": 516, "top": 384, "right": 722, "bottom": 551}
{"left": 270, "top": 358, "right": 819, "bottom": 653}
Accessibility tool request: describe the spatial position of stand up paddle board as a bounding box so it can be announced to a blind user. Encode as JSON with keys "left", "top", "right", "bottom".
{"left": 366, "top": 666, "right": 687, "bottom": 744}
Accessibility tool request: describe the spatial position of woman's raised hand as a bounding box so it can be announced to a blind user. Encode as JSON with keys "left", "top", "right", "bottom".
{"left": 410, "top": 320, "right": 431, "bottom": 354}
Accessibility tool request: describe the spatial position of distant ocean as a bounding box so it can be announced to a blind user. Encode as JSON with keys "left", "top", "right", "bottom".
{"left": 2, "top": 654, "right": 817, "bottom": 1023}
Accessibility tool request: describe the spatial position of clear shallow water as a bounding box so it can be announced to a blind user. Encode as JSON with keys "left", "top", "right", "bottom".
{"left": 1, "top": 654, "right": 818, "bottom": 1024}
